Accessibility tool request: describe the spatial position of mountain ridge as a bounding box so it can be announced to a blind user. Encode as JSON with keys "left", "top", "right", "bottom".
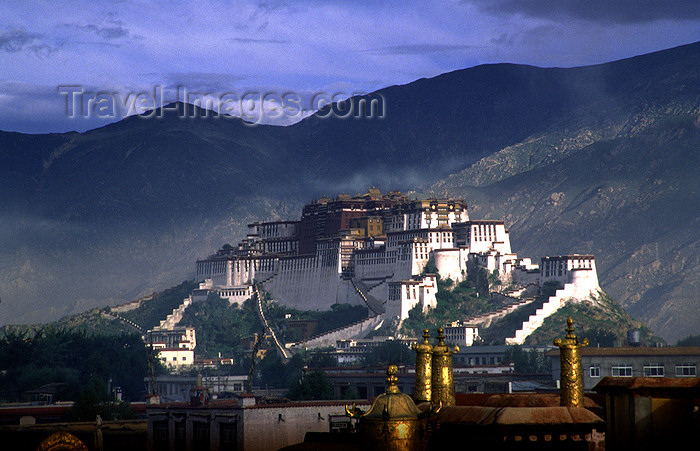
{"left": 0, "top": 41, "right": 697, "bottom": 341}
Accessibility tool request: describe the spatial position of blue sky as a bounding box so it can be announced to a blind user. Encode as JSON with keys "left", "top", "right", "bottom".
{"left": 1, "top": 0, "right": 698, "bottom": 133}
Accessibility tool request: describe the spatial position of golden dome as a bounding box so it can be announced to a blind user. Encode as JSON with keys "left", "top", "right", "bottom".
{"left": 365, "top": 366, "right": 422, "bottom": 420}
{"left": 347, "top": 365, "right": 422, "bottom": 421}
{"left": 346, "top": 365, "right": 430, "bottom": 451}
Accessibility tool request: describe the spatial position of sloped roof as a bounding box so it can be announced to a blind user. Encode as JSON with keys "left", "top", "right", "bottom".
{"left": 436, "top": 405, "right": 603, "bottom": 425}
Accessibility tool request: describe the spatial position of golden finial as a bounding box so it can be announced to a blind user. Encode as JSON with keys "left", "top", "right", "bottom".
{"left": 431, "top": 328, "right": 456, "bottom": 407}
{"left": 553, "top": 316, "right": 589, "bottom": 407}
{"left": 412, "top": 329, "right": 433, "bottom": 403}
{"left": 435, "top": 327, "right": 445, "bottom": 346}
{"left": 386, "top": 364, "right": 400, "bottom": 394}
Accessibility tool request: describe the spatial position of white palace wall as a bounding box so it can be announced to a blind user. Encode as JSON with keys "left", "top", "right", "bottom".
{"left": 265, "top": 263, "right": 364, "bottom": 311}
{"left": 433, "top": 247, "right": 469, "bottom": 283}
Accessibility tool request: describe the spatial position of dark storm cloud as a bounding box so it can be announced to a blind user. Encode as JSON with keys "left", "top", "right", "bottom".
{"left": 231, "top": 37, "right": 288, "bottom": 44}
{"left": 469, "top": 0, "right": 700, "bottom": 24}
{"left": 153, "top": 72, "right": 248, "bottom": 93}
{"left": 0, "top": 28, "right": 57, "bottom": 55}
{"left": 363, "top": 43, "right": 474, "bottom": 56}
{"left": 65, "top": 23, "right": 130, "bottom": 40}
{"left": 0, "top": 28, "right": 41, "bottom": 52}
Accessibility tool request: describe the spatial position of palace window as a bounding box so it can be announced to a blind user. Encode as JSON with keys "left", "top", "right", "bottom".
{"left": 153, "top": 421, "right": 168, "bottom": 443}
{"left": 589, "top": 366, "right": 600, "bottom": 378}
{"left": 611, "top": 364, "right": 633, "bottom": 377}
{"left": 643, "top": 364, "right": 664, "bottom": 377}
{"left": 676, "top": 363, "right": 697, "bottom": 377}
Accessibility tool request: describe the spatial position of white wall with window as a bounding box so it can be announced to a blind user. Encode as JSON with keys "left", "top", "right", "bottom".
{"left": 675, "top": 363, "right": 697, "bottom": 376}
{"left": 643, "top": 363, "right": 665, "bottom": 377}
{"left": 611, "top": 364, "right": 633, "bottom": 377}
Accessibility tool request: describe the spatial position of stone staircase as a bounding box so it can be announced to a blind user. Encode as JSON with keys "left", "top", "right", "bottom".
{"left": 156, "top": 296, "right": 193, "bottom": 330}
{"left": 288, "top": 314, "right": 385, "bottom": 351}
{"left": 101, "top": 311, "right": 144, "bottom": 334}
{"left": 257, "top": 273, "right": 277, "bottom": 286}
{"left": 505, "top": 282, "right": 581, "bottom": 345}
{"left": 465, "top": 297, "right": 536, "bottom": 328}
{"left": 252, "top": 284, "right": 289, "bottom": 360}
{"left": 350, "top": 279, "right": 385, "bottom": 315}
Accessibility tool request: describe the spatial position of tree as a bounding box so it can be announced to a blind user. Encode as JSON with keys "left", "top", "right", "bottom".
{"left": 585, "top": 328, "right": 617, "bottom": 347}
{"left": 361, "top": 340, "right": 414, "bottom": 367}
{"left": 677, "top": 334, "right": 700, "bottom": 347}
{"left": 66, "top": 377, "right": 135, "bottom": 421}
{"left": 286, "top": 369, "right": 334, "bottom": 401}
{"left": 466, "top": 259, "right": 489, "bottom": 297}
{"left": 505, "top": 346, "right": 551, "bottom": 373}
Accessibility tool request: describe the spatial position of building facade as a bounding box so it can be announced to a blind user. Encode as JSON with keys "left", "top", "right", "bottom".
{"left": 547, "top": 346, "right": 700, "bottom": 391}
{"left": 194, "top": 189, "right": 602, "bottom": 335}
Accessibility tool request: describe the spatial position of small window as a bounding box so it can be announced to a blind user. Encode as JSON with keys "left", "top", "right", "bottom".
{"left": 611, "top": 365, "right": 633, "bottom": 377}
{"left": 643, "top": 364, "right": 664, "bottom": 377}
{"left": 590, "top": 366, "right": 600, "bottom": 378}
{"left": 676, "top": 363, "right": 697, "bottom": 377}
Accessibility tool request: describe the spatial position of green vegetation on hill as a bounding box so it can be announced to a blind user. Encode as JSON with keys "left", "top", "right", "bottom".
{"left": 178, "top": 293, "right": 264, "bottom": 364}
{"left": 479, "top": 281, "right": 561, "bottom": 344}
{"left": 0, "top": 308, "right": 135, "bottom": 337}
{"left": 524, "top": 291, "right": 663, "bottom": 346}
{"left": 398, "top": 270, "right": 658, "bottom": 347}
{"left": 0, "top": 328, "right": 149, "bottom": 403}
{"left": 178, "top": 291, "right": 368, "bottom": 363}
{"left": 400, "top": 275, "right": 501, "bottom": 338}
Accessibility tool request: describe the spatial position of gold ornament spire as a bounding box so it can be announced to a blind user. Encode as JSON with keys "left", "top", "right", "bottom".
{"left": 411, "top": 329, "right": 433, "bottom": 403}
{"left": 553, "top": 316, "right": 589, "bottom": 407}
{"left": 430, "top": 327, "right": 457, "bottom": 407}
{"left": 385, "top": 364, "right": 400, "bottom": 395}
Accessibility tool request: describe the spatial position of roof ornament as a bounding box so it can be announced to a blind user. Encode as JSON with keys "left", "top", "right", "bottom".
{"left": 553, "top": 316, "right": 589, "bottom": 407}
{"left": 346, "top": 365, "right": 438, "bottom": 450}
{"left": 431, "top": 327, "right": 458, "bottom": 407}
{"left": 411, "top": 329, "right": 433, "bottom": 404}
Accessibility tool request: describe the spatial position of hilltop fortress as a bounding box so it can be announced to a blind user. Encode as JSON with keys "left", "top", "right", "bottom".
{"left": 195, "top": 189, "right": 600, "bottom": 343}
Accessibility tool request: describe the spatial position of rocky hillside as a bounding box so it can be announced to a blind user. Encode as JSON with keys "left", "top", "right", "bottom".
{"left": 427, "top": 52, "right": 700, "bottom": 341}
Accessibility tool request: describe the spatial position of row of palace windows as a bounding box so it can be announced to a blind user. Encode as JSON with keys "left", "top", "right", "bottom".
{"left": 589, "top": 363, "right": 696, "bottom": 378}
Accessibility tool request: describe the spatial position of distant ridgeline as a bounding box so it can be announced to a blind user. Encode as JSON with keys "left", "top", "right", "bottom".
{"left": 194, "top": 189, "right": 601, "bottom": 344}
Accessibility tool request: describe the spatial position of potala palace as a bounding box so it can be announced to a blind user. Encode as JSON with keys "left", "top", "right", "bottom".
{"left": 193, "top": 189, "right": 601, "bottom": 346}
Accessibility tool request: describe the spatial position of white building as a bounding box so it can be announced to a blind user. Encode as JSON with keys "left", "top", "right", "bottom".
{"left": 146, "top": 326, "right": 196, "bottom": 351}
{"left": 444, "top": 322, "right": 480, "bottom": 347}
{"left": 156, "top": 348, "right": 195, "bottom": 369}
{"left": 540, "top": 255, "right": 600, "bottom": 300}
{"left": 146, "top": 326, "right": 197, "bottom": 370}
{"left": 386, "top": 274, "right": 438, "bottom": 321}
